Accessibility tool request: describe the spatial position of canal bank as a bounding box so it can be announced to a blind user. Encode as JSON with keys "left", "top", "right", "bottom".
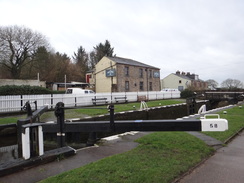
{"left": 0, "top": 101, "right": 240, "bottom": 182}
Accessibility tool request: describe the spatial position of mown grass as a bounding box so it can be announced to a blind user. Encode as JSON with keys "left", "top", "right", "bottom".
{"left": 0, "top": 116, "right": 24, "bottom": 125}
{"left": 71, "top": 99, "right": 183, "bottom": 116}
{"left": 39, "top": 132, "right": 214, "bottom": 183}
{"left": 0, "top": 99, "right": 183, "bottom": 125}
{"left": 203, "top": 104, "right": 244, "bottom": 142}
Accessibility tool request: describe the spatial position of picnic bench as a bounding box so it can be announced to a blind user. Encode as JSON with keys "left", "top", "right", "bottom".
{"left": 92, "top": 97, "right": 108, "bottom": 105}
{"left": 115, "top": 96, "right": 128, "bottom": 103}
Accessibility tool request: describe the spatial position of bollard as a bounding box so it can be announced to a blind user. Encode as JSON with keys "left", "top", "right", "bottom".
{"left": 86, "top": 132, "right": 97, "bottom": 146}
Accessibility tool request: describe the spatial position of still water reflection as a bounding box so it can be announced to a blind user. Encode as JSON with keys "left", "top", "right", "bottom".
{"left": 0, "top": 145, "right": 18, "bottom": 164}
{"left": 0, "top": 135, "right": 18, "bottom": 164}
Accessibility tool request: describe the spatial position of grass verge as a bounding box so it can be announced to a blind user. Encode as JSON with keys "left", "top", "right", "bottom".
{"left": 39, "top": 132, "right": 214, "bottom": 183}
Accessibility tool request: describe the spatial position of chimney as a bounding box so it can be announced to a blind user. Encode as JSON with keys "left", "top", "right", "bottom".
{"left": 181, "top": 71, "right": 185, "bottom": 75}
{"left": 176, "top": 70, "right": 180, "bottom": 75}
{"left": 188, "top": 73, "right": 198, "bottom": 80}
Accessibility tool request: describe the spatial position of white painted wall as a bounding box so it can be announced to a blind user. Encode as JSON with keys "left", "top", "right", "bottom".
{"left": 0, "top": 79, "right": 46, "bottom": 87}
{"left": 161, "top": 74, "right": 190, "bottom": 91}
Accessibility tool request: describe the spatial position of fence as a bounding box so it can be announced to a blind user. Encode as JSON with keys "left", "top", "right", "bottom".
{"left": 0, "top": 91, "right": 180, "bottom": 113}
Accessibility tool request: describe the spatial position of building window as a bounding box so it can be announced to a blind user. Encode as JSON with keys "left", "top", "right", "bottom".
{"left": 139, "top": 68, "right": 143, "bottom": 78}
{"left": 179, "top": 80, "right": 182, "bottom": 84}
{"left": 125, "top": 81, "right": 129, "bottom": 91}
{"left": 139, "top": 81, "right": 144, "bottom": 90}
{"left": 124, "top": 66, "right": 129, "bottom": 76}
{"left": 149, "top": 70, "right": 152, "bottom": 78}
{"left": 149, "top": 82, "right": 152, "bottom": 91}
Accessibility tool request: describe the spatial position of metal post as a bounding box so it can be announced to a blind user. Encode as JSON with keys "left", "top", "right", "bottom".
{"left": 109, "top": 104, "right": 115, "bottom": 132}
{"left": 20, "top": 95, "right": 23, "bottom": 111}
{"left": 51, "top": 94, "right": 53, "bottom": 109}
{"left": 110, "top": 61, "right": 113, "bottom": 102}
{"left": 24, "top": 101, "right": 33, "bottom": 118}
{"left": 145, "top": 68, "right": 149, "bottom": 100}
{"left": 33, "top": 101, "right": 40, "bottom": 122}
{"left": 55, "top": 102, "right": 65, "bottom": 147}
{"left": 64, "top": 74, "right": 67, "bottom": 90}
{"left": 34, "top": 101, "right": 37, "bottom": 110}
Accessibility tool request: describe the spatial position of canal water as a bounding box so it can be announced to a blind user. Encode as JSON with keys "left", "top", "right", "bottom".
{"left": 0, "top": 145, "right": 18, "bottom": 164}
{"left": 0, "top": 135, "right": 18, "bottom": 164}
{"left": 0, "top": 132, "right": 117, "bottom": 164}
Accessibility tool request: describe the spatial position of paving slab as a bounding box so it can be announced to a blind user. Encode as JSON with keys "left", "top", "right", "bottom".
{"left": 178, "top": 130, "right": 244, "bottom": 183}
{"left": 187, "top": 131, "right": 224, "bottom": 149}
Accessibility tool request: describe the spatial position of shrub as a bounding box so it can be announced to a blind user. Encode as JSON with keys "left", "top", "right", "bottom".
{"left": 180, "top": 89, "right": 194, "bottom": 98}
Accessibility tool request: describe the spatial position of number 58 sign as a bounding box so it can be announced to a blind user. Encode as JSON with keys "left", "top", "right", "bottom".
{"left": 200, "top": 114, "right": 228, "bottom": 132}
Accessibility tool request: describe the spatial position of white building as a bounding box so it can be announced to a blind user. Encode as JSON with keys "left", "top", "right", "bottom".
{"left": 161, "top": 71, "right": 208, "bottom": 91}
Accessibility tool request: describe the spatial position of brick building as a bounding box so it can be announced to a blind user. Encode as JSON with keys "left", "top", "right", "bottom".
{"left": 92, "top": 56, "right": 161, "bottom": 93}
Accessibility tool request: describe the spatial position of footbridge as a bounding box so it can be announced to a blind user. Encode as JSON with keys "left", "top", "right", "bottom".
{"left": 198, "top": 91, "right": 244, "bottom": 108}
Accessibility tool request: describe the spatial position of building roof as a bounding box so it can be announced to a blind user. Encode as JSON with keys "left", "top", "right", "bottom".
{"left": 106, "top": 56, "right": 160, "bottom": 69}
{"left": 172, "top": 73, "right": 192, "bottom": 80}
{"left": 172, "top": 73, "right": 205, "bottom": 82}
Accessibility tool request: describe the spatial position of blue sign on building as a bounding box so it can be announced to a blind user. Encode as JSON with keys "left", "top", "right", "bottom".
{"left": 106, "top": 69, "right": 116, "bottom": 77}
{"left": 153, "top": 71, "right": 160, "bottom": 78}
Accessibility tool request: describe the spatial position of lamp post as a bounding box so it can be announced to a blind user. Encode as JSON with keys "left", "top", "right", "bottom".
{"left": 145, "top": 68, "right": 149, "bottom": 100}
{"left": 64, "top": 75, "right": 67, "bottom": 90}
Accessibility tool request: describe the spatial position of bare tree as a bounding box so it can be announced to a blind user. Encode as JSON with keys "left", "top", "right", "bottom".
{"left": 221, "top": 78, "right": 243, "bottom": 90}
{"left": 0, "top": 25, "right": 49, "bottom": 78}
{"left": 206, "top": 79, "right": 218, "bottom": 90}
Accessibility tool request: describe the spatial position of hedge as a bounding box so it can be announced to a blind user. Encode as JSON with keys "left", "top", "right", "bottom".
{"left": 0, "top": 85, "right": 63, "bottom": 95}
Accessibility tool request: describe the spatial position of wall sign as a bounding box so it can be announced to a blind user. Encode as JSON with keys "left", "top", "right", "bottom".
{"left": 153, "top": 71, "right": 160, "bottom": 78}
{"left": 106, "top": 69, "right": 116, "bottom": 77}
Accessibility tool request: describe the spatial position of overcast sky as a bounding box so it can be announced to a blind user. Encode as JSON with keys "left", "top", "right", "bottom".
{"left": 1, "top": 0, "right": 244, "bottom": 85}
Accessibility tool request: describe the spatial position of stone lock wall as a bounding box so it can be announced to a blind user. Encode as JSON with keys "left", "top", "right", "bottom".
{"left": 80, "top": 101, "right": 208, "bottom": 122}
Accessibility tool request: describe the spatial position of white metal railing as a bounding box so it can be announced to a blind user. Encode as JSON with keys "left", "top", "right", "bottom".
{"left": 0, "top": 91, "right": 181, "bottom": 113}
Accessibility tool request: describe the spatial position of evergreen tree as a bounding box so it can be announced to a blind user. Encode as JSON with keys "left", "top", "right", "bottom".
{"left": 91, "top": 40, "right": 115, "bottom": 66}
{"left": 73, "top": 46, "right": 89, "bottom": 81}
